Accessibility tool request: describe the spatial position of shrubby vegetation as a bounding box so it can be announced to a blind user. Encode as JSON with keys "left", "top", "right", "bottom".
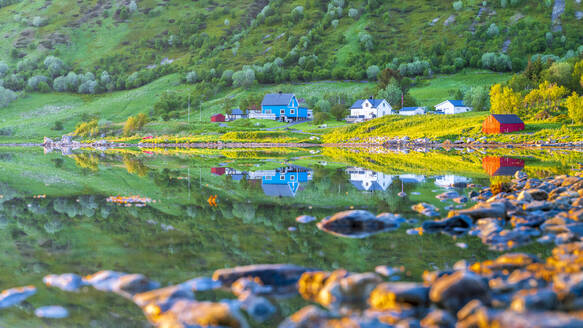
{"left": 0, "top": 86, "right": 17, "bottom": 108}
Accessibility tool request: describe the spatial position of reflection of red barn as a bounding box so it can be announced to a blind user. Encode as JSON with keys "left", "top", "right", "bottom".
{"left": 482, "top": 156, "right": 525, "bottom": 176}
{"left": 482, "top": 114, "right": 525, "bottom": 134}
{"left": 211, "top": 114, "right": 225, "bottom": 122}
{"left": 211, "top": 167, "right": 226, "bottom": 175}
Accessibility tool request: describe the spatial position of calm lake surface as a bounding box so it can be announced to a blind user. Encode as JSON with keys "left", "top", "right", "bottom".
{"left": 0, "top": 146, "right": 581, "bottom": 327}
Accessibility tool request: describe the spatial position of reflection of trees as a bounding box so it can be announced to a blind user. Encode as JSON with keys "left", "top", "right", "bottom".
{"left": 123, "top": 155, "right": 149, "bottom": 177}
{"left": 71, "top": 153, "right": 100, "bottom": 172}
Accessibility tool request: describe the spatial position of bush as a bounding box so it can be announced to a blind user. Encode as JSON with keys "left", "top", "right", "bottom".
{"left": 0, "top": 86, "right": 17, "bottom": 108}
{"left": 123, "top": 113, "right": 148, "bottom": 136}
{"left": 348, "top": 8, "right": 359, "bottom": 18}
{"left": 291, "top": 6, "right": 304, "bottom": 22}
{"left": 52, "top": 120, "right": 64, "bottom": 131}
{"left": 74, "top": 119, "right": 99, "bottom": 137}
{"left": 185, "top": 71, "right": 200, "bottom": 84}
{"left": 331, "top": 104, "right": 348, "bottom": 121}
{"left": 27, "top": 75, "right": 49, "bottom": 91}
{"left": 0, "top": 62, "right": 8, "bottom": 78}
{"left": 313, "top": 112, "right": 330, "bottom": 125}
{"left": 315, "top": 99, "right": 331, "bottom": 112}
{"left": 367, "top": 65, "right": 380, "bottom": 80}
{"left": 567, "top": 92, "right": 583, "bottom": 123}
{"left": 453, "top": 1, "right": 463, "bottom": 11}
{"left": 221, "top": 70, "right": 234, "bottom": 85}
{"left": 487, "top": 23, "right": 499, "bottom": 37}
{"left": 359, "top": 32, "right": 374, "bottom": 51}
{"left": 232, "top": 68, "right": 256, "bottom": 88}
{"left": 481, "top": 52, "right": 512, "bottom": 72}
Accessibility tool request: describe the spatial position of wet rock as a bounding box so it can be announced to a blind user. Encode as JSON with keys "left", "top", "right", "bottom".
{"left": 369, "top": 282, "right": 429, "bottom": 310}
{"left": 213, "top": 264, "right": 310, "bottom": 290}
{"left": 412, "top": 203, "right": 439, "bottom": 217}
{"left": 450, "top": 201, "right": 506, "bottom": 221}
{"left": 422, "top": 215, "right": 473, "bottom": 235}
{"left": 490, "top": 310, "right": 583, "bottom": 328}
{"left": 429, "top": 271, "right": 489, "bottom": 313}
{"left": 299, "top": 270, "right": 381, "bottom": 309}
{"left": 317, "top": 210, "right": 400, "bottom": 238}
{"left": 112, "top": 273, "right": 160, "bottom": 298}
{"left": 420, "top": 309, "right": 456, "bottom": 328}
{"left": 43, "top": 273, "right": 86, "bottom": 292}
{"left": 133, "top": 285, "right": 195, "bottom": 318}
{"left": 239, "top": 294, "right": 276, "bottom": 323}
{"left": 83, "top": 270, "right": 125, "bottom": 292}
{"left": 0, "top": 286, "right": 36, "bottom": 309}
{"left": 436, "top": 191, "right": 459, "bottom": 200}
{"left": 34, "top": 305, "right": 69, "bottom": 319}
{"left": 232, "top": 277, "right": 273, "bottom": 297}
{"left": 375, "top": 266, "right": 404, "bottom": 278}
{"left": 510, "top": 289, "right": 558, "bottom": 312}
{"left": 277, "top": 306, "right": 333, "bottom": 328}
{"left": 180, "top": 276, "right": 221, "bottom": 292}
{"left": 525, "top": 189, "right": 549, "bottom": 201}
{"left": 296, "top": 215, "right": 316, "bottom": 224}
{"left": 153, "top": 300, "right": 249, "bottom": 328}
{"left": 453, "top": 196, "right": 468, "bottom": 204}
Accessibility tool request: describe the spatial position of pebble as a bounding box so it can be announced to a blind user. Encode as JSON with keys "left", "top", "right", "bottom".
{"left": 34, "top": 306, "right": 69, "bottom": 319}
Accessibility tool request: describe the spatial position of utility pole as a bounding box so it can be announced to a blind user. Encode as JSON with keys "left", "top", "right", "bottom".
{"left": 200, "top": 98, "right": 202, "bottom": 122}
{"left": 188, "top": 94, "right": 191, "bottom": 123}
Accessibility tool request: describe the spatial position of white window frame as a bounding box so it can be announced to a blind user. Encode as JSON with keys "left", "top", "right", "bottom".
{"left": 290, "top": 108, "right": 295, "bottom": 115}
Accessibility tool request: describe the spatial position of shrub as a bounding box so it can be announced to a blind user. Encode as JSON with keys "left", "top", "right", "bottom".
{"left": 331, "top": 104, "right": 348, "bottom": 121}
{"left": 367, "top": 65, "right": 380, "bottom": 80}
{"left": 453, "top": 1, "right": 463, "bottom": 11}
{"left": 348, "top": 8, "right": 359, "bottom": 18}
{"left": 123, "top": 113, "right": 148, "bottom": 136}
{"left": 487, "top": 23, "right": 499, "bottom": 37}
{"left": 567, "top": 92, "right": 583, "bottom": 123}
{"left": 0, "top": 86, "right": 17, "bottom": 108}
{"left": 27, "top": 75, "right": 49, "bottom": 91}
{"left": 315, "top": 99, "right": 331, "bottom": 113}
{"left": 52, "top": 120, "right": 64, "bottom": 131}
{"left": 74, "top": 119, "right": 99, "bottom": 137}
{"left": 221, "top": 70, "right": 234, "bottom": 85}
{"left": 185, "top": 71, "right": 200, "bottom": 84}
{"left": 291, "top": 6, "right": 304, "bottom": 22}
{"left": 232, "top": 68, "right": 256, "bottom": 88}
{"left": 0, "top": 62, "right": 8, "bottom": 78}
{"left": 481, "top": 52, "right": 512, "bottom": 72}
{"left": 358, "top": 32, "right": 374, "bottom": 51}
{"left": 31, "top": 16, "right": 46, "bottom": 27}
{"left": 128, "top": 0, "right": 137, "bottom": 13}
{"left": 313, "top": 112, "right": 330, "bottom": 125}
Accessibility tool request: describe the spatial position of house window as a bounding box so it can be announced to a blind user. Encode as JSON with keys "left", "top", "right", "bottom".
{"left": 290, "top": 175, "right": 295, "bottom": 181}
{"left": 266, "top": 109, "right": 271, "bottom": 114}
{"left": 290, "top": 109, "right": 295, "bottom": 114}
{"left": 280, "top": 109, "right": 285, "bottom": 115}
{"left": 280, "top": 175, "right": 285, "bottom": 180}
{"left": 265, "top": 176, "right": 272, "bottom": 180}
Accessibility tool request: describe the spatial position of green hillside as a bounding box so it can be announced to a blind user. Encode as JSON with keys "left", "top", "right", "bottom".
{"left": 0, "top": 0, "right": 582, "bottom": 141}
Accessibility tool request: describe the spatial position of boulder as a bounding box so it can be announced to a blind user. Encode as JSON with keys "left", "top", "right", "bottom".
{"left": 239, "top": 294, "right": 276, "bottom": 323}
{"left": 316, "top": 210, "right": 400, "bottom": 238}
{"left": 369, "top": 282, "right": 430, "bottom": 310}
{"left": 429, "top": 271, "right": 489, "bottom": 313}
{"left": 34, "top": 305, "right": 69, "bottom": 319}
{"left": 510, "top": 289, "right": 558, "bottom": 312}
{"left": 450, "top": 201, "right": 506, "bottom": 221}
{"left": 153, "top": 300, "right": 249, "bottom": 328}
{"left": 296, "top": 215, "right": 316, "bottom": 224}
{"left": 412, "top": 203, "right": 440, "bottom": 217}
{"left": 420, "top": 309, "right": 456, "bottom": 328}
{"left": 0, "top": 286, "right": 36, "bottom": 309}
{"left": 422, "top": 215, "right": 473, "bottom": 235}
{"left": 83, "top": 270, "right": 125, "bottom": 292}
{"left": 111, "top": 273, "right": 160, "bottom": 298}
{"left": 231, "top": 277, "right": 273, "bottom": 297}
{"left": 180, "top": 276, "right": 221, "bottom": 292}
{"left": 43, "top": 273, "right": 86, "bottom": 292}
{"left": 133, "top": 285, "right": 195, "bottom": 318}
{"left": 213, "top": 264, "right": 310, "bottom": 290}
{"left": 490, "top": 310, "right": 583, "bottom": 328}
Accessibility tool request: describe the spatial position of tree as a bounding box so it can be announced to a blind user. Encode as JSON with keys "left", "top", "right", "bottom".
{"left": 74, "top": 119, "right": 99, "bottom": 137}
{"left": 185, "top": 71, "right": 199, "bottom": 84}
{"left": 315, "top": 99, "right": 331, "bottom": 112}
{"left": 358, "top": 32, "right": 374, "bottom": 51}
{"left": 489, "top": 84, "right": 521, "bottom": 114}
{"left": 567, "top": 92, "right": 583, "bottom": 123}
{"left": 313, "top": 112, "right": 329, "bottom": 125}
{"left": 123, "top": 113, "right": 148, "bottom": 136}
{"left": 377, "top": 83, "right": 402, "bottom": 108}
{"left": 232, "top": 68, "right": 256, "bottom": 88}
{"left": 331, "top": 104, "right": 347, "bottom": 121}
{"left": 0, "top": 86, "right": 17, "bottom": 108}
{"left": 487, "top": 24, "right": 499, "bottom": 37}
{"left": 523, "top": 81, "right": 568, "bottom": 113}
{"left": 128, "top": 1, "right": 138, "bottom": 13}
{"left": 366, "top": 65, "right": 380, "bottom": 80}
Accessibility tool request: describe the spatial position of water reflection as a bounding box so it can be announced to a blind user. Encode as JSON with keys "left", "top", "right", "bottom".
{"left": 482, "top": 156, "right": 525, "bottom": 176}
{"left": 346, "top": 167, "right": 393, "bottom": 192}
{"left": 216, "top": 166, "right": 313, "bottom": 197}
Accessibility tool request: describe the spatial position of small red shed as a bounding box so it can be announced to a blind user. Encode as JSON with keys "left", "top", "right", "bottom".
{"left": 211, "top": 114, "right": 225, "bottom": 122}
{"left": 211, "top": 167, "right": 226, "bottom": 176}
{"left": 482, "top": 156, "right": 525, "bottom": 176}
{"left": 482, "top": 114, "right": 524, "bottom": 134}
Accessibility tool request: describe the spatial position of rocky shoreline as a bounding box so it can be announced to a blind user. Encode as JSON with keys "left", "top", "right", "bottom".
{"left": 3, "top": 172, "right": 583, "bottom": 327}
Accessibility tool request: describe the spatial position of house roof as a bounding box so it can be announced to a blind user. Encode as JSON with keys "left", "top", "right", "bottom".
{"left": 231, "top": 108, "right": 245, "bottom": 115}
{"left": 211, "top": 113, "right": 225, "bottom": 117}
{"left": 350, "top": 99, "right": 386, "bottom": 109}
{"left": 491, "top": 114, "right": 523, "bottom": 124}
{"left": 261, "top": 93, "right": 295, "bottom": 106}
{"left": 262, "top": 184, "right": 296, "bottom": 197}
{"left": 350, "top": 180, "right": 388, "bottom": 191}
{"left": 401, "top": 107, "right": 423, "bottom": 111}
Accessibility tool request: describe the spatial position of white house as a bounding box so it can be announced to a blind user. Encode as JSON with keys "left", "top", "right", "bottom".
{"left": 434, "top": 100, "right": 472, "bottom": 115}
{"left": 347, "top": 98, "right": 393, "bottom": 122}
{"left": 399, "top": 107, "right": 426, "bottom": 116}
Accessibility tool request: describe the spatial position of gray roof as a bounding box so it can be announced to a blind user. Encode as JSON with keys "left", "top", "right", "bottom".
{"left": 491, "top": 114, "right": 523, "bottom": 124}
{"left": 262, "top": 184, "right": 295, "bottom": 197}
{"left": 231, "top": 108, "right": 245, "bottom": 115}
{"left": 261, "top": 93, "right": 295, "bottom": 106}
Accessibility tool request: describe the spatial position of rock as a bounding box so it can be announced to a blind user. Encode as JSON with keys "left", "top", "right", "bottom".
{"left": 510, "top": 289, "right": 558, "bottom": 312}
{"left": 34, "top": 305, "right": 69, "bottom": 319}
{"left": 514, "top": 171, "right": 527, "bottom": 180}
{"left": 0, "top": 286, "right": 36, "bottom": 309}
{"left": 296, "top": 215, "right": 316, "bottom": 224}
{"left": 369, "top": 282, "right": 430, "bottom": 310}
{"left": 490, "top": 310, "right": 583, "bottom": 328}
{"left": 239, "top": 294, "right": 276, "bottom": 323}
{"left": 420, "top": 309, "right": 456, "bottom": 328}
{"left": 133, "top": 285, "right": 195, "bottom": 318}
{"left": 526, "top": 189, "right": 549, "bottom": 201}
{"left": 277, "top": 305, "right": 333, "bottom": 328}
{"left": 298, "top": 270, "right": 381, "bottom": 309}
{"left": 232, "top": 277, "right": 273, "bottom": 297}
{"left": 152, "top": 300, "right": 248, "bottom": 328}
{"left": 84, "top": 270, "right": 125, "bottom": 292}
{"left": 316, "top": 210, "right": 400, "bottom": 238}
{"left": 375, "top": 266, "right": 404, "bottom": 278}
{"left": 412, "top": 203, "right": 440, "bottom": 217}
{"left": 450, "top": 201, "right": 506, "bottom": 221}
{"left": 422, "top": 215, "right": 473, "bottom": 235}
{"left": 517, "top": 190, "right": 533, "bottom": 202}
{"left": 213, "top": 264, "right": 310, "bottom": 290}
{"left": 180, "top": 276, "right": 221, "bottom": 292}
{"left": 436, "top": 191, "right": 459, "bottom": 200}
{"left": 429, "top": 271, "right": 489, "bottom": 313}
{"left": 61, "top": 135, "right": 73, "bottom": 144}
{"left": 453, "top": 196, "right": 468, "bottom": 204}
{"left": 43, "top": 273, "right": 86, "bottom": 292}
{"left": 111, "top": 273, "right": 160, "bottom": 298}
{"left": 43, "top": 137, "right": 53, "bottom": 145}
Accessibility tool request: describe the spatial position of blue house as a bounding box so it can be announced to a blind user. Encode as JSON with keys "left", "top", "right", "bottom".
{"left": 261, "top": 166, "right": 312, "bottom": 197}
{"left": 261, "top": 93, "right": 309, "bottom": 122}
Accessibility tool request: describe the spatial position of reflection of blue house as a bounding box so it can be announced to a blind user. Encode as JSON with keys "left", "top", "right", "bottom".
{"left": 261, "top": 93, "right": 309, "bottom": 122}
{"left": 261, "top": 166, "right": 312, "bottom": 197}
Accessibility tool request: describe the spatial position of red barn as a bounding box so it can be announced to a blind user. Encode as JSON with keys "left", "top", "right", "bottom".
{"left": 211, "top": 114, "right": 225, "bottom": 122}
{"left": 482, "top": 114, "right": 524, "bottom": 134}
{"left": 482, "top": 156, "right": 525, "bottom": 176}
{"left": 211, "top": 167, "right": 226, "bottom": 176}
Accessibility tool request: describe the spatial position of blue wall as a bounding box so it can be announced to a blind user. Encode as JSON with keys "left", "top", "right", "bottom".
{"left": 261, "top": 96, "right": 308, "bottom": 119}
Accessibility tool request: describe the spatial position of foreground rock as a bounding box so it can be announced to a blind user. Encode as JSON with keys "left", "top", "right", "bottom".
{"left": 34, "top": 305, "right": 69, "bottom": 319}
{"left": 0, "top": 286, "right": 36, "bottom": 309}
{"left": 317, "top": 210, "right": 403, "bottom": 238}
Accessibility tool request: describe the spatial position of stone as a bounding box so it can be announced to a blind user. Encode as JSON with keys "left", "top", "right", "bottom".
{"left": 180, "top": 276, "right": 221, "bottom": 292}
{"left": 213, "top": 264, "right": 310, "bottom": 290}
{"left": 133, "top": 285, "right": 195, "bottom": 318}
{"left": 525, "top": 189, "right": 549, "bottom": 201}
{"left": 422, "top": 215, "right": 473, "bottom": 235}
{"left": 231, "top": 277, "right": 273, "bottom": 297}
{"left": 369, "top": 282, "right": 429, "bottom": 310}
{"left": 111, "top": 273, "right": 160, "bottom": 298}
{"left": 510, "top": 289, "right": 558, "bottom": 312}
{"left": 450, "top": 201, "right": 506, "bottom": 221}
{"left": 0, "top": 286, "right": 36, "bottom": 309}
{"left": 420, "top": 309, "right": 456, "bottom": 328}
{"left": 316, "top": 210, "right": 400, "bottom": 238}
{"left": 153, "top": 300, "right": 249, "bottom": 328}
{"left": 453, "top": 196, "right": 468, "bottom": 204}
{"left": 239, "top": 294, "right": 276, "bottom": 323}
{"left": 429, "top": 271, "right": 489, "bottom": 313}
{"left": 436, "top": 191, "right": 459, "bottom": 200}
{"left": 411, "top": 203, "right": 439, "bottom": 217}
{"left": 296, "top": 215, "right": 316, "bottom": 224}
{"left": 490, "top": 310, "right": 583, "bottom": 328}
{"left": 277, "top": 306, "right": 333, "bottom": 328}
{"left": 83, "top": 270, "right": 125, "bottom": 292}
{"left": 43, "top": 273, "right": 86, "bottom": 292}
{"left": 375, "top": 266, "right": 404, "bottom": 278}
{"left": 34, "top": 305, "right": 69, "bottom": 319}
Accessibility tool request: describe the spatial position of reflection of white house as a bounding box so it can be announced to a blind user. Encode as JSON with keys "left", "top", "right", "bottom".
{"left": 399, "top": 107, "right": 426, "bottom": 116}
{"left": 346, "top": 167, "right": 393, "bottom": 192}
{"left": 347, "top": 98, "right": 393, "bottom": 122}
{"left": 434, "top": 100, "right": 471, "bottom": 115}
{"left": 434, "top": 175, "right": 471, "bottom": 188}
{"left": 399, "top": 174, "right": 426, "bottom": 183}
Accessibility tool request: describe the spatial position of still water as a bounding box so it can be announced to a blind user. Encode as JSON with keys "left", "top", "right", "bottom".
{"left": 0, "top": 146, "right": 579, "bottom": 327}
